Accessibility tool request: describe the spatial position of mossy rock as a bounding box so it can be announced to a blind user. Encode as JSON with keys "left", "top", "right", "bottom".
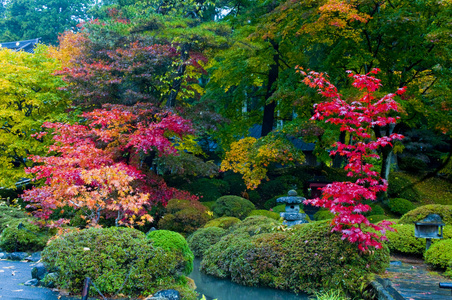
{"left": 399, "top": 205, "right": 452, "bottom": 225}
{"left": 147, "top": 230, "right": 194, "bottom": 275}
{"left": 213, "top": 195, "right": 255, "bottom": 220}
{"left": 249, "top": 209, "right": 281, "bottom": 220}
{"left": 204, "top": 217, "right": 241, "bottom": 229}
{"left": 187, "top": 227, "right": 227, "bottom": 257}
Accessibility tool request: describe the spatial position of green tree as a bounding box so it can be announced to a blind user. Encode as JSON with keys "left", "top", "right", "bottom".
{"left": 0, "top": 45, "right": 70, "bottom": 188}
{"left": 0, "top": 0, "right": 96, "bottom": 45}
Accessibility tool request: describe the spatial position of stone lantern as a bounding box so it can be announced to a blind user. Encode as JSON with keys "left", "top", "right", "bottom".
{"left": 414, "top": 214, "right": 445, "bottom": 250}
{"left": 277, "top": 190, "right": 308, "bottom": 226}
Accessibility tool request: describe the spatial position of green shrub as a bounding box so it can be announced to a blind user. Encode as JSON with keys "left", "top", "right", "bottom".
{"left": 42, "top": 227, "right": 196, "bottom": 299}
{"left": 314, "top": 210, "right": 335, "bottom": 221}
{"left": 388, "top": 173, "right": 420, "bottom": 202}
{"left": 201, "top": 220, "right": 389, "bottom": 296}
{"left": 367, "top": 204, "right": 385, "bottom": 216}
{"left": 425, "top": 239, "right": 452, "bottom": 278}
{"left": 257, "top": 177, "right": 293, "bottom": 201}
{"left": 271, "top": 204, "right": 286, "bottom": 214}
{"left": 203, "top": 217, "right": 241, "bottom": 229}
{"left": 158, "top": 199, "right": 211, "bottom": 236}
{"left": 0, "top": 218, "right": 52, "bottom": 252}
{"left": 222, "top": 172, "right": 246, "bottom": 195}
{"left": 0, "top": 203, "right": 29, "bottom": 233}
{"left": 182, "top": 178, "right": 230, "bottom": 202}
{"left": 385, "top": 224, "right": 425, "bottom": 255}
{"left": 399, "top": 205, "right": 452, "bottom": 225}
{"left": 147, "top": 230, "right": 194, "bottom": 275}
{"left": 249, "top": 209, "right": 281, "bottom": 220}
{"left": 227, "top": 215, "right": 281, "bottom": 236}
{"left": 213, "top": 196, "right": 255, "bottom": 220}
{"left": 368, "top": 215, "right": 388, "bottom": 224}
{"left": 399, "top": 156, "right": 428, "bottom": 173}
{"left": 187, "top": 227, "right": 227, "bottom": 257}
{"left": 388, "top": 198, "right": 415, "bottom": 216}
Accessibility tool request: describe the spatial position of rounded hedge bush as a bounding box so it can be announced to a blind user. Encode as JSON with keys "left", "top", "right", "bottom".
{"left": 203, "top": 216, "right": 241, "bottom": 229}
{"left": 213, "top": 196, "right": 255, "bottom": 220}
{"left": 385, "top": 224, "right": 426, "bottom": 255}
{"left": 249, "top": 209, "right": 281, "bottom": 220}
{"left": 314, "top": 210, "right": 335, "bottom": 221}
{"left": 399, "top": 205, "right": 452, "bottom": 225}
{"left": 367, "top": 204, "right": 385, "bottom": 216}
{"left": 425, "top": 239, "right": 452, "bottom": 278}
{"left": 227, "top": 215, "right": 281, "bottom": 236}
{"left": 271, "top": 204, "right": 286, "bottom": 214}
{"left": 201, "top": 220, "right": 389, "bottom": 296}
{"left": 187, "top": 227, "right": 227, "bottom": 257}
{"left": 158, "top": 199, "right": 211, "bottom": 235}
{"left": 388, "top": 198, "right": 415, "bottom": 216}
{"left": 147, "top": 230, "right": 194, "bottom": 275}
{"left": 368, "top": 215, "right": 388, "bottom": 224}
{"left": 0, "top": 219, "right": 51, "bottom": 252}
{"left": 42, "top": 227, "right": 196, "bottom": 299}
{"left": 388, "top": 173, "right": 420, "bottom": 202}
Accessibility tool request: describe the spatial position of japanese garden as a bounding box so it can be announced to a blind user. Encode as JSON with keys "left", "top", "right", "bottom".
{"left": 0, "top": 1, "right": 451, "bottom": 300}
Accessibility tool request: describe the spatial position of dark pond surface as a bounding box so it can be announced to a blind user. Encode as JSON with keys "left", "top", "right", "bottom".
{"left": 189, "top": 258, "right": 310, "bottom": 300}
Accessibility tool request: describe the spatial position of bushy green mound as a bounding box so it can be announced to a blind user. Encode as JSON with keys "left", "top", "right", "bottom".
{"left": 399, "top": 205, "right": 452, "bottom": 225}
{"left": 147, "top": 230, "right": 194, "bottom": 275}
{"left": 187, "top": 227, "right": 226, "bottom": 257}
{"left": 271, "top": 204, "right": 286, "bottom": 214}
{"left": 367, "top": 204, "right": 385, "bottom": 216}
{"left": 0, "top": 203, "right": 29, "bottom": 233}
{"left": 385, "top": 224, "right": 426, "bottom": 255}
{"left": 182, "top": 178, "right": 230, "bottom": 202}
{"left": 249, "top": 209, "right": 281, "bottom": 220}
{"left": 42, "top": 227, "right": 196, "bottom": 299}
{"left": 158, "top": 199, "right": 211, "bottom": 236}
{"left": 368, "top": 215, "right": 388, "bottom": 224}
{"left": 204, "top": 216, "right": 241, "bottom": 229}
{"left": 388, "top": 198, "right": 415, "bottom": 216}
{"left": 0, "top": 218, "right": 53, "bottom": 252}
{"left": 201, "top": 220, "right": 389, "bottom": 296}
{"left": 314, "top": 210, "right": 335, "bottom": 221}
{"left": 213, "top": 196, "right": 255, "bottom": 220}
{"left": 388, "top": 173, "right": 420, "bottom": 202}
{"left": 227, "top": 215, "right": 281, "bottom": 236}
{"left": 425, "top": 239, "right": 452, "bottom": 278}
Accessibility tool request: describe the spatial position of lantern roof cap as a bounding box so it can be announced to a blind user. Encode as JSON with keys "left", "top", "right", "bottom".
{"left": 277, "top": 190, "right": 306, "bottom": 204}
{"left": 415, "top": 214, "right": 445, "bottom": 226}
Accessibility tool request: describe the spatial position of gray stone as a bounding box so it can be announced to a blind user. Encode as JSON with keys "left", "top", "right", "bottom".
{"left": 24, "top": 278, "right": 40, "bottom": 286}
{"left": 153, "top": 289, "right": 180, "bottom": 300}
{"left": 8, "top": 252, "right": 29, "bottom": 261}
{"left": 390, "top": 261, "right": 402, "bottom": 266}
{"left": 0, "top": 252, "right": 6, "bottom": 259}
{"left": 26, "top": 252, "right": 41, "bottom": 262}
{"left": 31, "top": 262, "right": 48, "bottom": 280}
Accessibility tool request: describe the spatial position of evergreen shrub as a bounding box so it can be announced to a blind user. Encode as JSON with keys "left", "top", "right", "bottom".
{"left": 158, "top": 199, "right": 211, "bottom": 235}
{"left": 249, "top": 209, "right": 281, "bottom": 220}
{"left": 388, "top": 198, "right": 415, "bottom": 216}
{"left": 147, "top": 230, "right": 194, "bottom": 274}
{"left": 425, "top": 239, "right": 452, "bottom": 278}
{"left": 399, "top": 205, "right": 452, "bottom": 225}
{"left": 203, "top": 216, "right": 240, "bottom": 229}
{"left": 0, "top": 219, "right": 51, "bottom": 252}
{"left": 385, "top": 224, "right": 425, "bottom": 255}
{"left": 187, "top": 227, "right": 226, "bottom": 257}
{"left": 42, "top": 227, "right": 196, "bottom": 299}
{"left": 388, "top": 173, "right": 420, "bottom": 202}
{"left": 213, "top": 196, "right": 255, "bottom": 220}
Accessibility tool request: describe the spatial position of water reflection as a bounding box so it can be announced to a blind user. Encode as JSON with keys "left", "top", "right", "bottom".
{"left": 189, "top": 258, "right": 310, "bottom": 300}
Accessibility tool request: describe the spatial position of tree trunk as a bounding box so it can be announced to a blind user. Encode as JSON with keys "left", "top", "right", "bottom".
{"left": 261, "top": 41, "right": 279, "bottom": 137}
{"left": 166, "top": 43, "right": 191, "bottom": 108}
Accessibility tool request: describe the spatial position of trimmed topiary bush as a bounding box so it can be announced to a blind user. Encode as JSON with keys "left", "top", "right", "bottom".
{"left": 203, "top": 216, "right": 241, "bottom": 229}
{"left": 158, "top": 199, "right": 211, "bottom": 236}
{"left": 399, "top": 205, "right": 452, "bottom": 225}
{"left": 42, "top": 227, "right": 196, "bottom": 299}
{"left": 385, "top": 224, "right": 425, "bottom": 255}
{"left": 314, "top": 210, "right": 335, "bottom": 221}
{"left": 271, "top": 204, "right": 286, "bottom": 214}
{"left": 425, "top": 239, "right": 452, "bottom": 278}
{"left": 213, "top": 196, "right": 255, "bottom": 220}
{"left": 147, "top": 230, "right": 194, "bottom": 275}
{"left": 0, "top": 218, "right": 52, "bottom": 252}
{"left": 368, "top": 215, "right": 388, "bottom": 224}
{"left": 227, "top": 215, "right": 281, "bottom": 236}
{"left": 182, "top": 178, "right": 230, "bottom": 203}
{"left": 201, "top": 220, "right": 389, "bottom": 296}
{"left": 366, "top": 204, "right": 385, "bottom": 216}
{"left": 249, "top": 209, "right": 281, "bottom": 220}
{"left": 388, "top": 198, "right": 415, "bottom": 216}
{"left": 187, "top": 227, "right": 227, "bottom": 257}
{"left": 388, "top": 173, "right": 420, "bottom": 202}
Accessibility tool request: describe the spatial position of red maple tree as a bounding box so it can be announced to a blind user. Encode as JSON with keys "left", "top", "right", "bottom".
{"left": 297, "top": 67, "right": 405, "bottom": 251}
{"left": 23, "top": 103, "right": 196, "bottom": 227}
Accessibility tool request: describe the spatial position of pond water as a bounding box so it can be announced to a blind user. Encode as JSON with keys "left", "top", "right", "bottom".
{"left": 189, "top": 258, "right": 310, "bottom": 300}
